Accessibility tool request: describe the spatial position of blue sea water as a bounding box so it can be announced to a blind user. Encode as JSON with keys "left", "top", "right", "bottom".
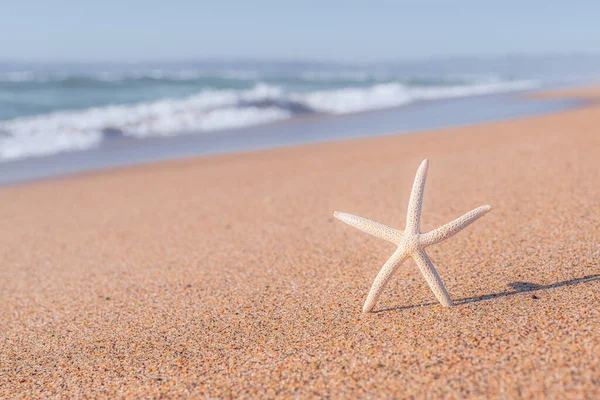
{"left": 0, "top": 55, "right": 598, "bottom": 172}
{"left": 0, "top": 92, "right": 583, "bottom": 185}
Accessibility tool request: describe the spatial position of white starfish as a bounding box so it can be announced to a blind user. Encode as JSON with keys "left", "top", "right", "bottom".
{"left": 334, "top": 159, "right": 491, "bottom": 312}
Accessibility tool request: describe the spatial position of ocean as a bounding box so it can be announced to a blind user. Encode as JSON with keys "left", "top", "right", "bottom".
{"left": 0, "top": 56, "right": 598, "bottom": 173}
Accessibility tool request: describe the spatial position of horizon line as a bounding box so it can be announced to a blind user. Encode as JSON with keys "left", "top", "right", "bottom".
{"left": 2, "top": 51, "right": 600, "bottom": 66}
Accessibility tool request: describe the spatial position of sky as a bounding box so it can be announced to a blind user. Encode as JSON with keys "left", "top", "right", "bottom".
{"left": 1, "top": 0, "right": 600, "bottom": 62}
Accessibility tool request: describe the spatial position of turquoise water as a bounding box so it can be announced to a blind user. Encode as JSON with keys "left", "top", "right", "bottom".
{"left": 0, "top": 92, "right": 583, "bottom": 185}
{"left": 0, "top": 70, "right": 504, "bottom": 121}
{"left": 0, "top": 60, "right": 552, "bottom": 162}
{"left": 0, "top": 56, "right": 597, "bottom": 167}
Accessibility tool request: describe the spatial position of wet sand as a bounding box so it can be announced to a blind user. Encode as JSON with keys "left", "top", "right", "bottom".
{"left": 1, "top": 87, "right": 599, "bottom": 398}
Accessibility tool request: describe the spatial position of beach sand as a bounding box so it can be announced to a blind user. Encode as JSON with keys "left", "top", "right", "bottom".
{"left": 1, "top": 87, "right": 599, "bottom": 398}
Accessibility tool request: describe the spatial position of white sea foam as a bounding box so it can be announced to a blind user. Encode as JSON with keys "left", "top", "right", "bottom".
{"left": 0, "top": 84, "right": 290, "bottom": 161}
{"left": 408, "top": 80, "right": 539, "bottom": 100}
{"left": 0, "top": 129, "right": 103, "bottom": 161}
{"left": 295, "top": 83, "right": 413, "bottom": 113}
{"left": 0, "top": 80, "right": 539, "bottom": 161}
{"left": 294, "top": 80, "right": 539, "bottom": 114}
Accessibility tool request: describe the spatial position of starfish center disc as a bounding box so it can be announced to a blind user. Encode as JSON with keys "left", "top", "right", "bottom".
{"left": 401, "top": 235, "right": 421, "bottom": 253}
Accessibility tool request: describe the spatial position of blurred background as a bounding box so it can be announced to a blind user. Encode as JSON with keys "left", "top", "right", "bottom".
{"left": 1, "top": 1, "right": 599, "bottom": 182}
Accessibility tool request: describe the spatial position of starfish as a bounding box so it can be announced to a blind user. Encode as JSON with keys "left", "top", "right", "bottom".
{"left": 334, "top": 159, "right": 491, "bottom": 313}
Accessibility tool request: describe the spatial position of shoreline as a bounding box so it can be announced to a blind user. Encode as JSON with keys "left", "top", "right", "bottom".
{"left": 1, "top": 86, "right": 599, "bottom": 398}
{"left": 0, "top": 88, "right": 585, "bottom": 186}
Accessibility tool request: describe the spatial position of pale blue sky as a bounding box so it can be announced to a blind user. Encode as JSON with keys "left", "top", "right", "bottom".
{"left": 1, "top": 0, "right": 600, "bottom": 62}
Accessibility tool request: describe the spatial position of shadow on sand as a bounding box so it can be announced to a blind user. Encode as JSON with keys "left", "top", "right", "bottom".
{"left": 375, "top": 274, "right": 600, "bottom": 313}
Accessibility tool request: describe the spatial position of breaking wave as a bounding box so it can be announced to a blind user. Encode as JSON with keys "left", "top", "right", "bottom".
{"left": 0, "top": 80, "right": 539, "bottom": 161}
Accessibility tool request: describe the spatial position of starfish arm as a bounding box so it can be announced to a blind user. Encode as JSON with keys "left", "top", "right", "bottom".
{"left": 405, "top": 159, "right": 429, "bottom": 234}
{"left": 412, "top": 250, "right": 453, "bottom": 306}
{"left": 333, "top": 212, "right": 401, "bottom": 244}
{"left": 362, "top": 248, "right": 409, "bottom": 312}
{"left": 419, "top": 205, "right": 492, "bottom": 247}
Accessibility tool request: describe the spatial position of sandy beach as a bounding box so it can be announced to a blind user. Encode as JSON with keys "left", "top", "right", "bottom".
{"left": 1, "top": 87, "right": 599, "bottom": 398}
